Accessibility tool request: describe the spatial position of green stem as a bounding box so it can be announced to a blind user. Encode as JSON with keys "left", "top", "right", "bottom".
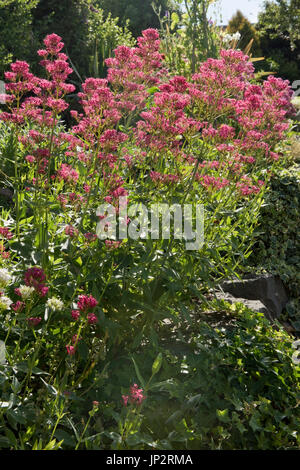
{"left": 75, "top": 415, "right": 92, "bottom": 450}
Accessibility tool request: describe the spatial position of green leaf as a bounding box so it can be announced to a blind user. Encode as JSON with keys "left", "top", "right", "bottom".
{"left": 43, "top": 439, "right": 64, "bottom": 450}
{"left": 5, "top": 428, "right": 17, "bottom": 447}
{"left": 249, "top": 412, "right": 263, "bottom": 432}
{"left": 0, "top": 436, "right": 10, "bottom": 448}
{"left": 7, "top": 408, "right": 27, "bottom": 425}
{"left": 147, "top": 86, "right": 159, "bottom": 95}
{"left": 232, "top": 412, "right": 247, "bottom": 434}
{"left": 216, "top": 409, "right": 230, "bottom": 424}
{"left": 54, "top": 429, "right": 76, "bottom": 447}
{"left": 40, "top": 378, "right": 58, "bottom": 397}
{"left": 131, "top": 356, "right": 145, "bottom": 388}
{"left": 152, "top": 353, "right": 162, "bottom": 377}
{"left": 11, "top": 375, "right": 21, "bottom": 394}
{"left": 171, "top": 12, "right": 180, "bottom": 29}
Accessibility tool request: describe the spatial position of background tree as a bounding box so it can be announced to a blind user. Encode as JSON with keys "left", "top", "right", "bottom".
{"left": 257, "top": 0, "right": 300, "bottom": 82}
{"left": 0, "top": 0, "right": 180, "bottom": 80}
{"left": 0, "top": 0, "right": 38, "bottom": 78}
{"left": 258, "top": 0, "right": 300, "bottom": 47}
{"left": 98, "top": 0, "right": 172, "bottom": 37}
{"left": 32, "top": 1, "right": 134, "bottom": 80}
{"left": 31, "top": 0, "right": 93, "bottom": 77}
{"left": 227, "top": 10, "right": 262, "bottom": 57}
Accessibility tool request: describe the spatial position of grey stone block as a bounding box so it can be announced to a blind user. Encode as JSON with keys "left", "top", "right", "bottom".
{"left": 215, "top": 292, "right": 271, "bottom": 318}
{"left": 218, "top": 274, "right": 289, "bottom": 319}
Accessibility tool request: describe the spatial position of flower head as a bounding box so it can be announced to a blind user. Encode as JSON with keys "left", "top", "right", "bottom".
{"left": 27, "top": 317, "right": 42, "bottom": 327}
{"left": 0, "top": 227, "right": 13, "bottom": 240}
{"left": 66, "top": 344, "right": 76, "bottom": 356}
{"left": 122, "top": 395, "right": 129, "bottom": 407}
{"left": 0, "top": 268, "right": 12, "bottom": 288}
{"left": 129, "top": 383, "right": 146, "bottom": 405}
{"left": 71, "top": 334, "right": 81, "bottom": 345}
{"left": 87, "top": 312, "right": 98, "bottom": 325}
{"left": 47, "top": 297, "right": 64, "bottom": 311}
{"left": 15, "top": 285, "right": 35, "bottom": 299}
{"left": 122, "top": 383, "right": 146, "bottom": 407}
{"left": 77, "top": 294, "right": 98, "bottom": 313}
{"left": 12, "top": 301, "right": 24, "bottom": 313}
{"left": 24, "top": 267, "right": 48, "bottom": 297}
{"left": 0, "top": 295, "right": 13, "bottom": 310}
{"left": 24, "top": 267, "right": 46, "bottom": 288}
{"left": 71, "top": 309, "right": 80, "bottom": 321}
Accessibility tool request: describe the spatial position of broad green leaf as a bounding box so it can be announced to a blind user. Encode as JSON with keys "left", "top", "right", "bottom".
{"left": 131, "top": 356, "right": 145, "bottom": 388}
{"left": 152, "top": 353, "right": 162, "bottom": 377}
{"left": 216, "top": 409, "right": 230, "bottom": 424}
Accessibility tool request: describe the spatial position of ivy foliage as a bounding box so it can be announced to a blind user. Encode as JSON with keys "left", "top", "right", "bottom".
{"left": 250, "top": 162, "right": 300, "bottom": 328}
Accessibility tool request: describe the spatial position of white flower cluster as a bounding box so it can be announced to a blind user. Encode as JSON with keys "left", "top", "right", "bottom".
{"left": 46, "top": 297, "right": 64, "bottom": 311}
{"left": 18, "top": 285, "right": 35, "bottom": 299}
{"left": 0, "top": 268, "right": 12, "bottom": 288}
{"left": 0, "top": 295, "right": 13, "bottom": 310}
{"left": 222, "top": 32, "right": 241, "bottom": 45}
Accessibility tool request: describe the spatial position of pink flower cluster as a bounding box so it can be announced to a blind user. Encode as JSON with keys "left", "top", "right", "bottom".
{"left": 77, "top": 294, "right": 98, "bottom": 313}
{"left": 12, "top": 300, "right": 24, "bottom": 313}
{"left": 71, "top": 78, "right": 121, "bottom": 148}
{"left": 1, "top": 34, "right": 74, "bottom": 128}
{"left": 66, "top": 345, "right": 76, "bottom": 356}
{"left": 0, "top": 34, "right": 76, "bottom": 190}
{"left": 196, "top": 174, "right": 230, "bottom": 190}
{"left": 105, "top": 29, "right": 166, "bottom": 113}
{"left": 57, "top": 164, "right": 79, "bottom": 185}
{"left": 58, "top": 193, "right": 85, "bottom": 211}
{"left": 150, "top": 171, "right": 180, "bottom": 185}
{"left": 105, "top": 240, "right": 122, "bottom": 250}
{"left": 27, "top": 317, "right": 42, "bottom": 327}
{"left": 236, "top": 177, "right": 265, "bottom": 196}
{"left": 70, "top": 295, "right": 98, "bottom": 324}
{"left": 122, "top": 384, "right": 146, "bottom": 407}
{"left": 65, "top": 225, "right": 79, "bottom": 238}
{"left": 137, "top": 78, "right": 200, "bottom": 153}
{"left": 66, "top": 294, "right": 99, "bottom": 355}
{"left": 0, "top": 227, "right": 13, "bottom": 240}
{"left": 0, "top": 227, "right": 13, "bottom": 259}
{"left": 23, "top": 267, "right": 49, "bottom": 297}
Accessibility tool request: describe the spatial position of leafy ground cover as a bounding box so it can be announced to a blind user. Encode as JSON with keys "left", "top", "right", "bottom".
{"left": 0, "top": 30, "right": 299, "bottom": 450}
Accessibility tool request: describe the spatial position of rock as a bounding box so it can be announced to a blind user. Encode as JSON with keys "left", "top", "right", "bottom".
{"left": 218, "top": 274, "right": 289, "bottom": 320}
{"left": 215, "top": 291, "right": 272, "bottom": 319}
{"left": 0, "top": 188, "right": 13, "bottom": 200}
{"left": 282, "top": 322, "right": 296, "bottom": 334}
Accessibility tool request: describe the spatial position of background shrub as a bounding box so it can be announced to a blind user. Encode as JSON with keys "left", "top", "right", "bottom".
{"left": 249, "top": 162, "right": 300, "bottom": 330}
{"left": 0, "top": 0, "right": 38, "bottom": 78}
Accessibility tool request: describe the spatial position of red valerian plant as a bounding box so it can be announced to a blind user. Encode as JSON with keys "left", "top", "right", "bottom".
{"left": 0, "top": 30, "right": 294, "bottom": 320}
{"left": 0, "top": 29, "right": 294, "bottom": 297}
{"left": 0, "top": 28, "right": 297, "bottom": 450}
